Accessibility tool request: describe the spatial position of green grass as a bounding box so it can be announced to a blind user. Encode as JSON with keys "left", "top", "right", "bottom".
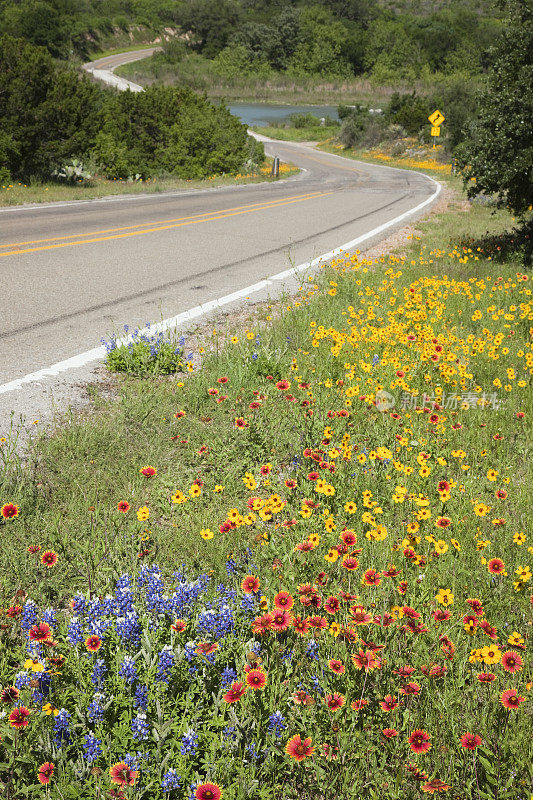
{"left": 0, "top": 162, "right": 299, "bottom": 207}
{"left": 1, "top": 165, "right": 531, "bottom": 798}
{"left": 253, "top": 125, "right": 339, "bottom": 142}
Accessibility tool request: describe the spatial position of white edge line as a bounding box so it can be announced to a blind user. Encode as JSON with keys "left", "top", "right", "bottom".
{"left": 0, "top": 175, "right": 440, "bottom": 396}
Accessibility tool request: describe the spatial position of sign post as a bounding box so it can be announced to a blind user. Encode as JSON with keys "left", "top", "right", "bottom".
{"left": 428, "top": 110, "right": 445, "bottom": 149}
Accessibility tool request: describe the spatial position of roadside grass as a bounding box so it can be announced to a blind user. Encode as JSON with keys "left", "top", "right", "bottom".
{"left": 0, "top": 162, "right": 298, "bottom": 207}
{"left": 0, "top": 173, "right": 531, "bottom": 797}
{"left": 253, "top": 125, "right": 339, "bottom": 142}
{"left": 318, "top": 140, "right": 454, "bottom": 179}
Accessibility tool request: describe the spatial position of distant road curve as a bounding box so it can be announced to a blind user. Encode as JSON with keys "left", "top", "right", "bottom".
{"left": 83, "top": 47, "right": 162, "bottom": 92}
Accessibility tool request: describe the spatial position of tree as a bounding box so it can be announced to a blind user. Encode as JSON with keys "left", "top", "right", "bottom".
{"left": 176, "top": 0, "right": 244, "bottom": 58}
{"left": 455, "top": 0, "right": 533, "bottom": 219}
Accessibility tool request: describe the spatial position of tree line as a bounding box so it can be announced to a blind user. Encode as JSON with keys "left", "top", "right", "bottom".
{"left": 0, "top": 0, "right": 504, "bottom": 81}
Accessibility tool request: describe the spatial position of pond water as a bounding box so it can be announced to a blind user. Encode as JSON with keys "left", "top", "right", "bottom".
{"left": 226, "top": 102, "right": 340, "bottom": 126}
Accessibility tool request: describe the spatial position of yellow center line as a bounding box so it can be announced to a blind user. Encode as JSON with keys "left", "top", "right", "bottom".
{"left": 0, "top": 191, "right": 334, "bottom": 258}
{"left": 301, "top": 153, "right": 360, "bottom": 173}
{"left": 0, "top": 191, "right": 327, "bottom": 249}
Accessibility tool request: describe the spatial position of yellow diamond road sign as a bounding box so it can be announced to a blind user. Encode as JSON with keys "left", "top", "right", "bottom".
{"left": 428, "top": 109, "right": 445, "bottom": 126}
{"left": 431, "top": 126, "right": 441, "bottom": 137}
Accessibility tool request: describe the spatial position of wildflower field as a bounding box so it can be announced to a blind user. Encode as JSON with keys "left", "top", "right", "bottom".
{"left": 0, "top": 188, "right": 531, "bottom": 799}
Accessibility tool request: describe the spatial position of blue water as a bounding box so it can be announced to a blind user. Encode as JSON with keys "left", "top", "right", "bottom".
{"left": 226, "top": 102, "right": 340, "bottom": 126}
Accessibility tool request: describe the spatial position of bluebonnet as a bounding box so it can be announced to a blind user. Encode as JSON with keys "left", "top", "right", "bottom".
{"left": 156, "top": 646, "right": 175, "bottom": 683}
{"left": 42, "top": 607, "right": 57, "bottom": 626}
{"left": 281, "top": 648, "right": 293, "bottom": 663}
{"left": 124, "top": 752, "right": 141, "bottom": 771}
{"left": 14, "top": 671, "right": 31, "bottom": 689}
{"left": 82, "top": 732, "right": 102, "bottom": 763}
{"left": 116, "top": 612, "right": 141, "bottom": 645}
{"left": 223, "top": 725, "right": 237, "bottom": 742}
{"left": 54, "top": 709, "right": 72, "bottom": 747}
{"left": 220, "top": 667, "right": 237, "bottom": 690}
{"left": 134, "top": 684, "right": 148, "bottom": 710}
{"left": 305, "top": 640, "right": 319, "bottom": 661}
{"left": 246, "top": 742, "right": 262, "bottom": 760}
{"left": 161, "top": 769, "right": 182, "bottom": 791}
{"left": 267, "top": 711, "right": 286, "bottom": 738}
{"left": 131, "top": 713, "right": 149, "bottom": 741}
{"left": 180, "top": 730, "right": 198, "bottom": 756}
{"left": 91, "top": 658, "right": 107, "bottom": 688}
{"left": 118, "top": 656, "right": 137, "bottom": 684}
{"left": 372, "top": 354, "right": 379, "bottom": 365}
{"left": 196, "top": 605, "right": 234, "bottom": 639}
{"left": 250, "top": 641, "right": 261, "bottom": 655}
{"left": 225, "top": 557, "right": 239, "bottom": 577}
{"left": 20, "top": 601, "right": 38, "bottom": 633}
{"left": 67, "top": 617, "right": 85, "bottom": 646}
{"left": 87, "top": 693, "right": 105, "bottom": 723}
{"left": 70, "top": 595, "right": 86, "bottom": 615}
{"left": 240, "top": 594, "right": 255, "bottom": 613}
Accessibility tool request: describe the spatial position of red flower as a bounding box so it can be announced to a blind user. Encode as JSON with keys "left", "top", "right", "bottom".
{"left": 0, "top": 686, "right": 19, "bottom": 704}
{"left": 195, "top": 784, "right": 222, "bottom": 800}
{"left": 363, "top": 569, "right": 382, "bottom": 586}
{"left": 85, "top": 635, "right": 102, "bottom": 652}
{"left": 234, "top": 417, "right": 248, "bottom": 429}
{"left": 436, "top": 517, "right": 451, "bottom": 528}
{"left": 9, "top": 706, "right": 30, "bottom": 728}
{"left": 270, "top": 609, "right": 292, "bottom": 632}
{"left": 29, "top": 622, "right": 52, "bottom": 643}
{"left": 109, "top": 762, "right": 138, "bottom": 786}
{"left": 421, "top": 778, "right": 450, "bottom": 794}
{"left": 437, "top": 481, "right": 450, "bottom": 492}
{"left": 117, "top": 501, "right": 130, "bottom": 513}
{"left": 487, "top": 558, "right": 505, "bottom": 574}
{"left": 217, "top": 376, "right": 228, "bottom": 384}
{"left": 324, "top": 597, "right": 340, "bottom": 614}
{"left": 41, "top": 550, "right": 58, "bottom": 568}
{"left": 341, "top": 530, "right": 357, "bottom": 546}
{"left": 223, "top": 682, "right": 246, "bottom": 703}
{"left": 460, "top": 733, "right": 482, "bottom": 750}
{"left": 380, "top": 695, "right": 398, "bottom": 712}
{"left": 325, "top": 692, "right": 345, "bottom": 711}
{"left": 382, "top": 728, "right": 398, "bottom": 738}
{"left": 500, "top": 688, "right": 525, "bottom": 710}
{"left": 245, "top": 669, "right": 267, "bottom": 690}
{"left": 241, "top": 575, "right": 260, "bottom": 594}
{"left": 342, "top": 556, "right": 360, "bottom": 571}
{"left": 172, "top": 619, "right": 186, "bottom": 633}
{"left": 1, "top": 503, "right": 19, "bottom": 519}
{"left": 432, "top": 609, "right": 451, "bottom": 622}
{"left": 27, "top": 544, "right": 41, "bottom": 554}
{"left": 139, "top": 466, "right": 157, "bottom": 477}
{"left": 328, "top": 659, "right": 345, "bottom": 674}
{"left": 274, "top": 591, "right": 294, "bottom": 610}
{"left": 37, "top": 762, "right": 54, "bottom": 785}
{"left": 466, "top": 598, "right": 484, "bottom": 616}
{"left": 289, "top": 615, "right": 309, "bottom": 636}
{"left": 275, "top": 380, "right": 290, "bottom": 391}
{"left": 408, "top": 729, "right": 431, "bottom": 754}
{"left": 285, "top": 734, "right": 314, "bottom": 762}
{"left": 501, "top": 651, "right": 523, "bottom": 673}
{"left": 477, "top": 672, "right": 496, "bottom": 683}
{"left": 196, "top": 642, "right": 218, "bottom": 656}
{"left": 351, "top": 649, "right": 379, "bottom": 672}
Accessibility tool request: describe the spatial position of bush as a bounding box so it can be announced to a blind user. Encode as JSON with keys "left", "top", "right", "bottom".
{"left": 101, "top": 325, "right": 184, "bottom": 376}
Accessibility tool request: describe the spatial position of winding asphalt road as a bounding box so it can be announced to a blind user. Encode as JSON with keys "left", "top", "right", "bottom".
{"left": 0, "top": 49, "right": 439, "bottom": 432}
